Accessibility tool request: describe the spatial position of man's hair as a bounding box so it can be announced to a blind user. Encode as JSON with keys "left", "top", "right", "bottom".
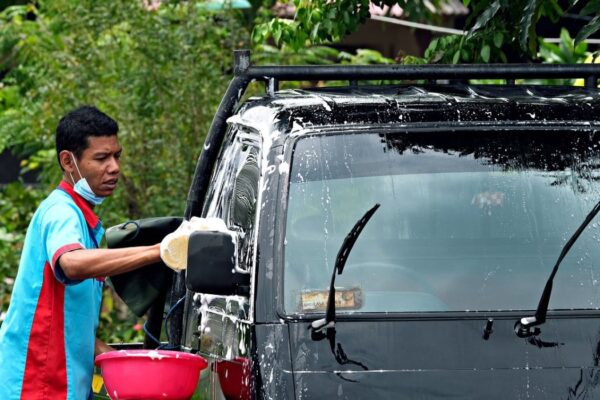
{"left": 55, "top": 105, "right": 118, "bottom": 170}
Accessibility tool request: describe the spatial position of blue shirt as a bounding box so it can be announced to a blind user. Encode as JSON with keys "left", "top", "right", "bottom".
{"left": 0, "top": 181, "right": 104, "bottom": 400}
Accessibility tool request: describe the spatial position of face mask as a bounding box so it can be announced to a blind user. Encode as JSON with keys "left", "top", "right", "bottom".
{"left": 69, "top": 152, "right": 105, "bottom": 206}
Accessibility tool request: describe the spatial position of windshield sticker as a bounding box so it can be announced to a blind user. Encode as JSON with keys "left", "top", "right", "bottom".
{"left": 472, "top": 191, "right": 505, "bottom": 208}
{"left": 300, "top": 287, "right": 363, "bottom": 312}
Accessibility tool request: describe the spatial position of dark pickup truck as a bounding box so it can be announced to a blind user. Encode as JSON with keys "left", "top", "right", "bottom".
{"left": 97, "top": 52, "right": 600, "bottom": 399}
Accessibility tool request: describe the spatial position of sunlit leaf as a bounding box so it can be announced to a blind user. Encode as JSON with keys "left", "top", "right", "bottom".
{"left": 574, "top": 40, "right": 588, "bottom": 55}
{"left": 559, "top": 27, "right": 574, "bottom": 60}
{"left": 310, "top": 22, "right": 321, "bottom": 41}
{"left": 481, "top": 44, "right": 491, "bottom": 63}
{"left": 452, "top": 50, "right": 460, "bottom": 64}
{"left": 493, "top": 31, "right": 503, "bottom": 48}
{"left": 273, "top": 26, "right": 282, "bottom": 45}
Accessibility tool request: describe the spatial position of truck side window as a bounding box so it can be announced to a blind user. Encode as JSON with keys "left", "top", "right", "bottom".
{"left": 187, "top": 127, "right": 257, "bottom": 359}
{"left": 202, "top": 127, "right": 260, "bottom": 271}
{"left": 230, "top": 147, "right": 259, "bottom": 232}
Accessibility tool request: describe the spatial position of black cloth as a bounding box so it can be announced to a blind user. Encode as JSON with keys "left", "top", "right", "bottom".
{"left": 106, "top": 217, "right": 182, "bottom": 317}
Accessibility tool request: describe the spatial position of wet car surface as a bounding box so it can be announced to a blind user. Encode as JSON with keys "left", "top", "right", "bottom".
{"left": 179, "top": 79, "right": 600, "bottom": 398}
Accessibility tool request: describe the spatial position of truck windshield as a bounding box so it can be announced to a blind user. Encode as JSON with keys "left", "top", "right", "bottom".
{"left": 283, "top": 130, "right": 600, "bottom": 314}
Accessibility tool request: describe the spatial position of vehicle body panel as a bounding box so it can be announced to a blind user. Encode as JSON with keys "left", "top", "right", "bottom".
{"left": 184, "top": 83, "right": 600, "bottom": 399}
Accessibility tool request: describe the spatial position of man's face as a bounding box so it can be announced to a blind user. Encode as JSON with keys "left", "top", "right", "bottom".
{"left": 70, "top": 135, "right": 122, "bottom": 197}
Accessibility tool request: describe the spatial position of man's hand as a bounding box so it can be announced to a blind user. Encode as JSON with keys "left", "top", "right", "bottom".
{"left": 95, "top": 338, "right": 114, "bottom": 357}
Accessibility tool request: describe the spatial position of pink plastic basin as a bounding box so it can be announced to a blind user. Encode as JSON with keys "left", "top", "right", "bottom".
{"left": 95, "top": 350, "right": 208, "bottom": 400}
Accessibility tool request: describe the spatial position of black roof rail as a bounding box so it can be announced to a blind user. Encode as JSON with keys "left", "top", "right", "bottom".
{"left": 167, "top": 50, "right": 600, "bottom": 348}
{"left": 234, "top": 49, "right": 600, "bottom": 89}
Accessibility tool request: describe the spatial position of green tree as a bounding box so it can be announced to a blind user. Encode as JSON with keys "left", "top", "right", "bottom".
{"left": 253, "top": 0, "right": 600, "bottom": 64}
{"left": 252, "top": 0, "right": 440, "bottom": 51}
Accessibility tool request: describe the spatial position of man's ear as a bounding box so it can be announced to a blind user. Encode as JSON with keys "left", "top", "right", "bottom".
{"left": 59, "top": 150, "right": 76, "bottom": 173}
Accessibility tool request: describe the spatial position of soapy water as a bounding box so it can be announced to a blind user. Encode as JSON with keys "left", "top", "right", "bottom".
{"left": 194, "top": 293, "right": 250, "bottom": 360}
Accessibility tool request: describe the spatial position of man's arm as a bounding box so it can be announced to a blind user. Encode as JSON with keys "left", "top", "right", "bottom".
{"left": 58, "top": 243, "right": 161, "bottom": 280}
{"left": 95, "top": 337, "right": 114, "bottom": 356}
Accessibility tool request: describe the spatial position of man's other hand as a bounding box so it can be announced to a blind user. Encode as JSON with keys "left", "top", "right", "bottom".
{"left": 95, "top": 338, "right": 115, "bottom": 357}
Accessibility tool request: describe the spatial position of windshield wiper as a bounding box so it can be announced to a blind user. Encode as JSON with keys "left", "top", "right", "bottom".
{"left": 310, "top": 203, "right": 380, "bottom": 333}
{"left": 515, "top": 199, "right": 600, "bottom": 338}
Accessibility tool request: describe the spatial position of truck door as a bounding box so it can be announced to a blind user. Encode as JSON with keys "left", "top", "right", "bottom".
{"left": 183, "top": 125, "right": 259, "bottom": 400}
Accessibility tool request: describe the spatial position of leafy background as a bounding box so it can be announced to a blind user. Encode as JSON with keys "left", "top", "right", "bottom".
{"left": 0, "top": 0, "right": 599, "bottom": 343}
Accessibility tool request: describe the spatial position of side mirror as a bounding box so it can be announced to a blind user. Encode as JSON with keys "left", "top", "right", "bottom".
{"left": 185, "top": 230, "right": 250, "bottom": 296}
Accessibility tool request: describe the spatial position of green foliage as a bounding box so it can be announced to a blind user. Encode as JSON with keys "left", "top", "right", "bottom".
{"left": 99, "top": 288, "right": 145, "bottom": 344}
{"left": 1, "top": 1, "right": 247, "bottom": 220}
{"left": 254, "top": 43, "right": 393, "bottom": 66}
{"left": 253, "top": 0, "right": 600, "bottom": 65}
{"left": 252, "top": 0, "right": 440, "bottom": 51}
{"left": 576, "top": 0, "right": 600, "bottom": 44}
{"left": 252, "top": 0, "right": 369, "bottom": 50}
{"left": 338, "top": 48, "right": 394, "bottom": 64}
{"left": 0, "top": 0, "right": 249, "bottom": 342}
{"left": 533, "top": 28, "right": 592, "bottom": 85}
{"left": 0, "top": 182, "right": 45, "bottom": 315}
{"left": 462, "top": 28, "right": 592, "bottom": 85}
{"left": 539, "top": 28, "right": 589, "bottom": 64}
{"left": 417, "top": 0, "right": 564, "bottom": 64}
{"left": 253, "top": 43, "right": 341, "bottom": 65}
{"left": 252, "top": 43, "right": 393, "bottom": 90}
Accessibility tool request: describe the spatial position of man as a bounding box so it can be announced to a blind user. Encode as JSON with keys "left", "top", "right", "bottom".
{"left": 0, "top": 106, "right": 161, "bottom": 400}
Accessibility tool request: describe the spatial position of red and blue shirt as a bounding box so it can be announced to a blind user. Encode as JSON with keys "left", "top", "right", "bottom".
{"left": 0, "top": 181, "right": 104, "bottom": 400}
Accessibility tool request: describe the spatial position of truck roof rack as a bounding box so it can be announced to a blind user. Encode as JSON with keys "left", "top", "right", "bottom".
{"left": 234, "top": 49, "right": 600, "bottom": 89}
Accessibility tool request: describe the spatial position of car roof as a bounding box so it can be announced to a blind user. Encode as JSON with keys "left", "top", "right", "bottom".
{"left": 230, "top": 84, "right": 600, "bottom": 137}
